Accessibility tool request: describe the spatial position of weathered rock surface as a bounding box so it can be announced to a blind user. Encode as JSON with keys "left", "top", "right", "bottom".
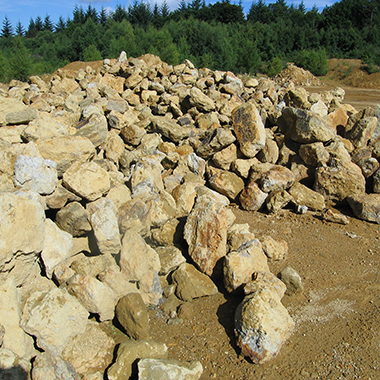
{"left": 278, "top": 266, "right": 304, "bottom": 295}
{"left": 184, "top": 189, "right": 235, "bottom": 276}
{"left": 62, "top": 161, "right": 110, "bottom": 202}
{"left": 172, "top": 263, "right": 218, "bottom": 302}
{"left": 235, "top": 274, "right": 295, "bottom": 364}
{"left": 232, "top": 102, "right": 266, "bottom": 158}
{"left": 41, "top": 219, "right": 73, "bottom": 279}
{"left": 87, "top": 197, "right": 121, "bottom": 255}
{"left": 14, "top": 155, "right": 58, "bottom": 195}
{"left": 20, "top": 288, "right": 89, "bottom": 354}
{"left": 115, "top": 293, "right": 151, "bottom": 340}
{"left": 348, "top": 193, "right": 380, "bottom": 223}
{"left": 107, "top": 340, "right": 168, "bottom": 380}
{"left": 138, "top": 358, "right": 203, "bottom": 380}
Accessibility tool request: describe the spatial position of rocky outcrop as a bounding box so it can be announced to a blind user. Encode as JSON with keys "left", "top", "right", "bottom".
{"left": 1, "top": 52, "right": 379, "bottom": 378}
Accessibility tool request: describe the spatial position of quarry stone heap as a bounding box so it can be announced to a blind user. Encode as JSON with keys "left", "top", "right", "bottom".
{"left": 0, "top": 51, "right": 380, "bottom": 379}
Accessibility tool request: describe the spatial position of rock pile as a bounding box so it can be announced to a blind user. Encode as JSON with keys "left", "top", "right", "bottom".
{"left": 0, "top": 52, "right": 380, "bottom": 379}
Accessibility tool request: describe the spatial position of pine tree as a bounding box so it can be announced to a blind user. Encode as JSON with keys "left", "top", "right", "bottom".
{"left": 99, "top": 7, "right": 108, "bottom": 26}
{"left": 15, "top": 21, "right": 25, "bottom": 37}
{"left": 1, "top": 16, "right": 13, "bottom": 38}
{"left": 35, "top": 16, "right": 43, "bottom": 32}
{"left": 9, "top": 37, "right": 32, "bottom": 81}
{"left": 55, "top": 16, "right": 66, "bottom": 32}
{"left": 43, "top": 15, "right": 54, "bottom": 32}
{"left": 26, "top": 18, "right": 37, "bottom": 38}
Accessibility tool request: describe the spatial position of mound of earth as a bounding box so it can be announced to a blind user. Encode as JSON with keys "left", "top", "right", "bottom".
{"left": 323, "top": 58, "right": 380, "bottom": 89}
{"left": 275, "top": 63, "right": 321, "bottom": 86}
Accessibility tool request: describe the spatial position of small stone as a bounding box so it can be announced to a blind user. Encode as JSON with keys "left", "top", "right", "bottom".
{"left": 278, "top": 266, "right": 304, "bottom": 296}
{"left": 115, "top": 293, "right": 151, "bottom": 340}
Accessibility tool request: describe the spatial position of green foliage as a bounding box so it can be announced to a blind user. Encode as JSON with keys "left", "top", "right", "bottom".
{"left": 293, "top": 49, "right": 328, "bottom": 76}
{"left": 9, "top": 37, "right": 32, "bottom": 81}
{"left": 83, "top": 44, "right": 102, "bottom": 61}
{"left": 3, "top": 0, "right": 380, "bottom": 83}
{"left": 266, "top": 56, "right": 285, "bottom": 77}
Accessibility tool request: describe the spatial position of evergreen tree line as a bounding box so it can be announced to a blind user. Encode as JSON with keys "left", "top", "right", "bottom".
{"left": 1, "top": 0, "right": 380, "bottom": 83}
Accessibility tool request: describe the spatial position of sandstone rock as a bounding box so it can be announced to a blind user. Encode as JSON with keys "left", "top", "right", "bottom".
{"left": 118, "top": 199, "right": 151, "bottom": 236}
{"left": 0, "top": 191, "right": 45, "bottom": 285}
{"left": 288, "top": 182, "right": 325, "bottom": 211}
{"left": 107, "top": 340, "right": 168, "bottom": 380}
{"left": 172, "top": 263, "right": 218, "bottom": 302}
{"left": 346, "top": 116, "right": 377, "bottom": 148}
{"left": 172, "top": 182, "right": 198, "bottom": 217}
{"left": 260, "top": 236, "right": 288, "bottom": 261}
{"left": 61, "top": 321, "right": 115, "bottom": 376}
{"left": 6, "top": 107, "right": 37, "bottom": 125}
{"left": 75, "top": 113, "right": 108, "bottom": 148}
{"left": 232, "top": 102, "right": 266, "bottom": 158}
{"left": 310, "top": 99, "right": 328, "bottom": 117}
{"left": 121, "top": 123, "right": 146, "bottom": 146}
{"left": 278, "top": 266, "right": 304, "bottom": 295}
{"left": 196, "top": 127, "right": 236, "bottom": 159}
{"left": 284, "top": 87, "right": 311, "bottom": 109}
{"left": 120, "top": 230, "right": 160, "bottom": 282}
{"left": 299, "top": 142, "right": 330, "bottom": 166}
{"left": 156, "top": 246, "right": 186, "bottom": 275}
{"left": 279, "top": 107, "right": 336, "bottom": 143}
{"left": 45, "top": 182, "right": 82, "bottom": 209}
{"left": 314, "top": 159, "right": 366, "bottom": 203}
{"left": 240, "top": 181, "right": 268, "bottom": 211}
{"left": 184, "top": 190, "right": 235, "bottom": 276}
{"left": 62, "top": 161, "right": 111, "bottom": 202}
{"left": 257, "top": 137, "right": 279, "bottom": 164}
{"left": 0, "top": 277, "right": 35, "bottom": 360}
{"left": 41, "top": 219, "right": 73, "bottom": 279}
{"left": 55, "top": 201, "right": 92, "bottom": 237}
{"left": 138, "top": 358, "right": 203, "bottom": 380}
{"left": 189, "top": 87, "right": 215, "bottom": 112}
{"left": 22, "top": 113, "right": 70, "bottom": 142}
{"left": 0, "top": 96, "right": 28, "bottom": 125}
{"left": 116, "top": 293, "right": 150, "bottom": 340}
{"left": 97, "top": 265, "right": 138, "bottom": 299}
{"left": 321, "top": 209, "right": 349, "bottom": 225}
{"left": 21, "top": 288, "right": 89, "bottom": 354}
{"left": 373, "top": 168, "right": 380, "bottom": 193}
{"left": 32, "top": 351, "right": 81, "bottom": 380}
{"left": 208, "top": 169, "right": 245, "bottom": 200}
{"left": 260, "top": 165, "right": 295, "bottom": 193}
{"left": 138, "top": 270, "right": 163, "bottom": 306}
{"left": 0, "top": 348, "right": 31, "bottom": 380}
{"left": 87, "top": 197, "right": 121, "bottom": 255}
{"left": 243, "top": 271, "right": 287, "bottom": 298}
{"left": 348, "top": 193, "right": 380, "bottom": 223}
{"left": 151, "top": 218, "right": 181, "bottom": 246}
{"left": 223, "top": 239, "right": 270, "bottom": 293}
{"left": 231, "top": 158, "right": 256, "bottom": 178}
{"left": 67, "top": 274, "right": 117, "bottom": 321}
{"left": 36, "top": 136, "right": 96, "bottom": 177}
{"left": 227, "top": 224, "right": 255, "bottom": 252}
{"left": 14, "top": 155, "right": 58, "bottom": 195}
{"left": 212, "top": 143, "right": 238, "bottom": 170}
{"left": 235, "top": 281, "right": 294, "bottom": 363}
{"left": 106, "top": 184, "right": 132, "bottom": 209}
{"left": 152, "top": 117, "right": 192, "bottom": 143}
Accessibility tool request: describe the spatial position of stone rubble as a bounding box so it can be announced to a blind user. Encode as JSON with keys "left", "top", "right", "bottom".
{"left": 0, "top": 51, "right": 379, "bottom": 378}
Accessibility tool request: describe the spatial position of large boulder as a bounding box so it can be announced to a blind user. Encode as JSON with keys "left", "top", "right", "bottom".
{"left": 235, "top": 272, "right": 295, "bottom": 364}
{"left": 184, "top": 189, "right": 235, "bottom": 276}
{"left": 279, "top": 107, "right": 336, "bottom": 143}
{"left": 232, "top": 102, "right": 266, "bottom": 158}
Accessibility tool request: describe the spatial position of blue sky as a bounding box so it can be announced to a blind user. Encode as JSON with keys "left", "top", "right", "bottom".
{"left": 1, "top": 0, "right": 339, "bottom": 31}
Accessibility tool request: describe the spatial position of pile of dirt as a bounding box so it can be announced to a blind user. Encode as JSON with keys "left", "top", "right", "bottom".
{"left": 323, "top": 58, "right": 380, "bottom": 89}
{"left": 275, "top": 63, "right": 321, "bottom": 86}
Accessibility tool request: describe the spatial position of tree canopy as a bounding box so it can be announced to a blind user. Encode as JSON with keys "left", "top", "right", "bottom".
{"left": 1, "top": 0, "right": 380, "bottom": 82}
